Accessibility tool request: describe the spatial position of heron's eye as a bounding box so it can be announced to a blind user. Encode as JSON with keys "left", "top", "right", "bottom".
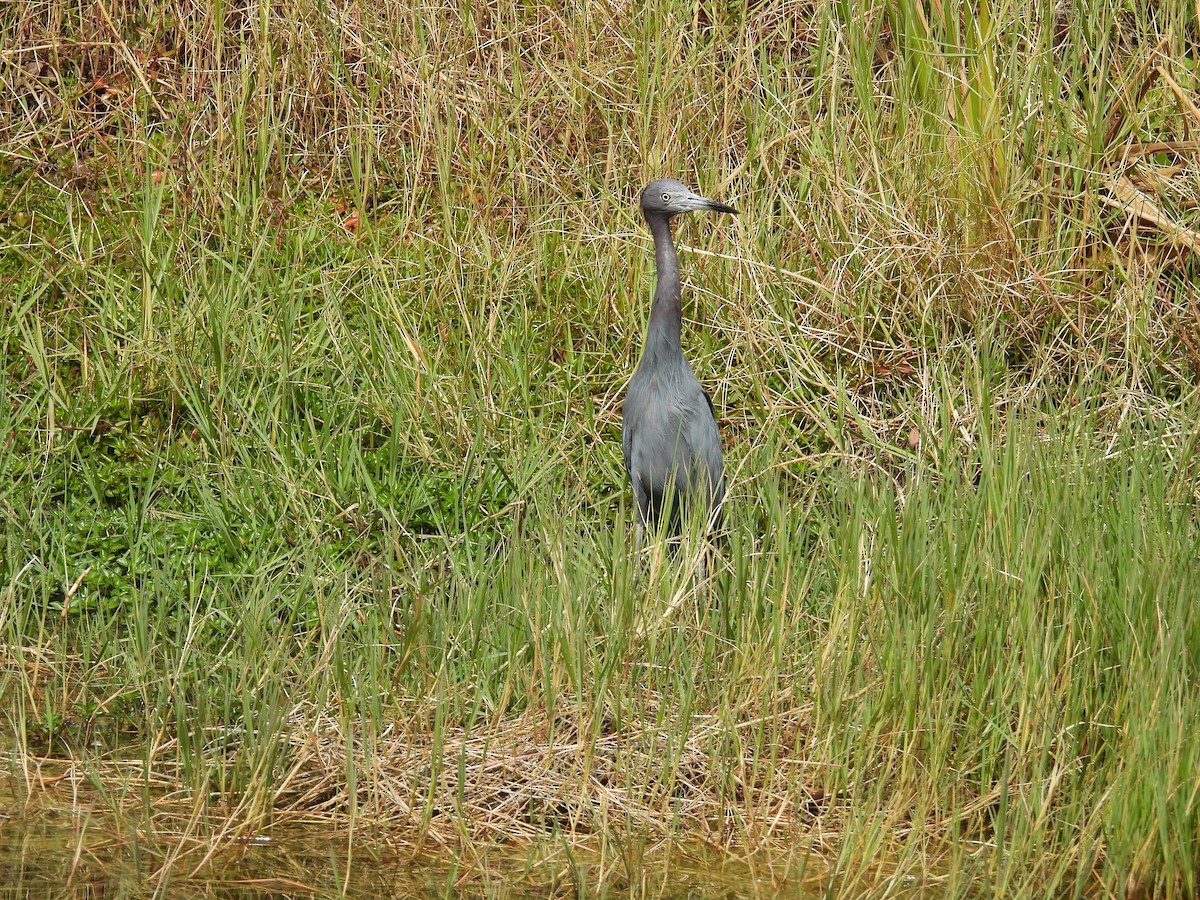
{"left": 661, "top": 193, "right": 671, "bottom": 202}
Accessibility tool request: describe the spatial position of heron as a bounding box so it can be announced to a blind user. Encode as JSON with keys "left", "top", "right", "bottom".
{"left": 622, "top": 178, "right": 737, "bottom": 544}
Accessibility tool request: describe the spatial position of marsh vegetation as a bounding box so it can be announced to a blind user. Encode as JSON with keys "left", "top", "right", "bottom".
{"left": 3, "top": 1, "right": 1200, "bottom": 895}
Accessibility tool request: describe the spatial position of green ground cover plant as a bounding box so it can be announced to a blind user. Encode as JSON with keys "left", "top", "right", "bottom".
{"left": 2, "top": 0, "right": 1199, "bottom": 895}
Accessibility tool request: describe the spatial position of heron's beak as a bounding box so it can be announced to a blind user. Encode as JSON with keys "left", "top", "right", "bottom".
{"left": 688, "top": 193, "right": 738, "bottom": 215}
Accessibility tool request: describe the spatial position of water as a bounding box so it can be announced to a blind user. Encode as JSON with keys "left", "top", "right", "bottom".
{"left": 0, "top": 768, "right": 821, "bottom": 898}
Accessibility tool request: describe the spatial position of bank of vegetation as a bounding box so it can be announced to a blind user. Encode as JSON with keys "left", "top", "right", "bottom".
{"left": 2, "top": 1, "right": 1199, "bottom": 895}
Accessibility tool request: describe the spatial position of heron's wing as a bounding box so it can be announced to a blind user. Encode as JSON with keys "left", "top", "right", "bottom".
{"left": 700, "top": 386, "right": 725, "bottom": 504}
{"left": 621, "top": 410, "right": 632, "bottom": 478}
{"left": 673, "top": 385, "right": 725, "bottom": 511}
{"left": 622, "top": 381, "right": 651, "bottom": 523}
{"left": 621, "top": 382, "right": 638, "bottom": 481}
{"left": 702, "top": 388, "right": 723, "bottom": 490}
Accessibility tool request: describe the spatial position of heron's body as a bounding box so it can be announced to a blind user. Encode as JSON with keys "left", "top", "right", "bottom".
{"left": 622, "top": 179, "right": 736, "bottom": 537}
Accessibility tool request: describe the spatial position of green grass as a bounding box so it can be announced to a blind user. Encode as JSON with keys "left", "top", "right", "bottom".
{"left": 3, "top": 0, "right": 1200, "bottom": 895}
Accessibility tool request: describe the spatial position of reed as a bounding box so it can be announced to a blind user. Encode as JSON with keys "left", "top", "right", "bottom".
{"left": 2, "top": 0, "right": 1198, "bottom": 894}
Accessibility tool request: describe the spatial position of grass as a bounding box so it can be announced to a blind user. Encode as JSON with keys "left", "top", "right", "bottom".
{"left": 2, "top": 0, "right": 1200, "bottom": 895}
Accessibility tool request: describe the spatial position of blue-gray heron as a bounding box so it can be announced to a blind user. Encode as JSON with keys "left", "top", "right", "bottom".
{"left": 622, "top": 178, "right": 737, "bottom": 541}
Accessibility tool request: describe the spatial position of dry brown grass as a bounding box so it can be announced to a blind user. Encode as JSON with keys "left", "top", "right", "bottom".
{"left": 5, "top": 0, "right": 1199, "bottom": 394}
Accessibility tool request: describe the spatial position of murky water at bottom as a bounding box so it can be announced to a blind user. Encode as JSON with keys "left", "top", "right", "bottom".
{"left": 0, "top": 778, "right": 822, "bottom": 898}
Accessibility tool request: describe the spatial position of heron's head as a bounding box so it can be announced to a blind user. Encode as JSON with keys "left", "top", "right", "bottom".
{"left": 640, "top": 179, "right": 738, "bottom": 219}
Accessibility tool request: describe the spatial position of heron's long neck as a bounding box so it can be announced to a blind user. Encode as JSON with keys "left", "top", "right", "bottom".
{"left": 645, "top": 214, "right": 683, "bottom": 361}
